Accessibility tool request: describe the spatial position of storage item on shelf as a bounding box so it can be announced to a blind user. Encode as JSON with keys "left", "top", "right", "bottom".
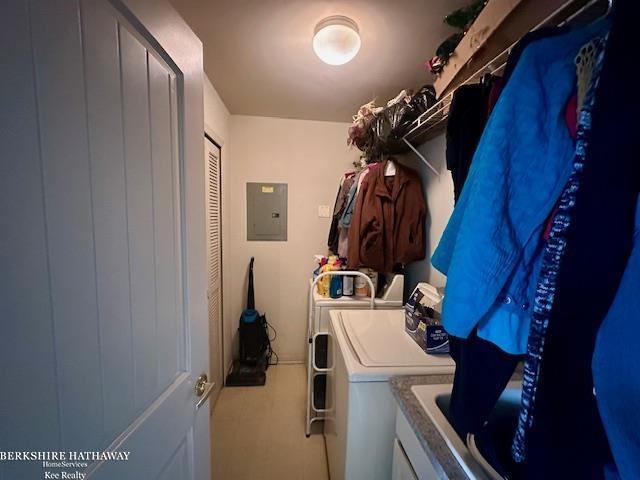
{"left": 313, "top": 257, "right": 329, "bottom": 297}
{"left": 342, "top": 274, "right": 354, "bottom": 296}
{"left": 367, "top": 95, "right": 413, "bottom": 158}
{"left": 407, "top": 85, "right": 438, "bottom": 116}
{"left": 329, "top": 272, "right": 343, "bottom": 299}
{"left": 429, "top": 0, "right": 514, "bottom": 95}
{"left": 354, "top": 268, "right": 377, "bottom": 297}
{"left": 314, "top": 255, "right": 345, "bottom": 298}
{"left": 348, "top": 101, "right": 383, "bottom": 152}
{"left": 444, "top": 0, "right": 487, "bottom": 30}
{"left": 347, "top": 86, "right": 436, "bottom": 162}
{"left": 404, "top": 283, "right": 449, "bottom": 354}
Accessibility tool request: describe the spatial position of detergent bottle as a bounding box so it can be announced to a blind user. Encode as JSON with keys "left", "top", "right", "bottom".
{"left": 329, "top": 258, "right": 344, "bottom": 299}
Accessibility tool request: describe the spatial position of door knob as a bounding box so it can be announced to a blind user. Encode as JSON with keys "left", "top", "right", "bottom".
{"left": 195, "top": 373, "right": 215, "bottom": 409}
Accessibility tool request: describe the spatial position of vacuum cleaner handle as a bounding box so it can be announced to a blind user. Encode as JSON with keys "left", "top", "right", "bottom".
{"left": 247, "top": 257, "right": 255, "bottom": 310}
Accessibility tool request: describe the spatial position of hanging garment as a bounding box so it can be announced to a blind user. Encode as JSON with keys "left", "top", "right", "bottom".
{"left": 337, "top": 226, "right": 349, "bottom": 259}
{"left": 328, "top": 182, "right": 342, "bottom": 253}
{"left": 432, "top": 18, "right": 610, "bottom": 354}
{"left": 501, "top": 26, "right": 570, "bottom": 85}
{"left": 347, "top": 160, "right": 426, "bottom": 273}
{"left": 514, "top": 4, "right": 639, "bottom": 474}
{"left": 593, "top": 201, "right": 640, "bottom": 480}
{"left": 511, "top": 35, "right": 611, "bottom": 475}
{"left": 445, "top": 26, "right": 609, "bottom": 449}
{"left": 512, "top": 35, "right": 609, "bottom": 463}
{"left": 589, "top": 2, "right": 640, "bottom": 477}
{"left": 339, "top": 164, "right": 383, "bottom": 230}
{"left": 446, "top": 83, "right": 490, "bottom": 203}
{"left": 339, "top": 169, "right": 365, "bottom": 230}
{"left": 446, "top": 89, "right": 584, "bottom": 457}
{"left": 448, "top": 329, "right": 521, "bottom": 438}
{"left": 487, "top": 76, "right": 504, "bottom": 113}
{"left": 327, "top": 173, "right": 355, "bottom": 254}
{"left": 338, "top": 172, "right": 359, "bottom": 231}
{"left": 337, "top": 165, "right": 381, "bottom": 259}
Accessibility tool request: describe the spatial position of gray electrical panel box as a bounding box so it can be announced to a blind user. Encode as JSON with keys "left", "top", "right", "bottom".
{"left": 246, "top": 182, "right": 288, "bottom": 241}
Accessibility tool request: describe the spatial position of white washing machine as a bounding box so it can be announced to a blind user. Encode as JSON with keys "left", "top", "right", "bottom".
{"left": 324, "top": 309, "right": 456, "bottom": 480}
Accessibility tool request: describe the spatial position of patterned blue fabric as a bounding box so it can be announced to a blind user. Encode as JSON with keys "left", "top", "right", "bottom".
{"left": 512, "top": 35, "right": 608, "bottom": 462}
{"left": 432, "top": 18, "right": 611, "bottom": 354}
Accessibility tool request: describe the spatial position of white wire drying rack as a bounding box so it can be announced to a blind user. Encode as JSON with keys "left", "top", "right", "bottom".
{"left": 305, "top": 271, "right": 375, "bottom": 437}
{"left": 402, "top": 0, "right": 607, "bottom": 174}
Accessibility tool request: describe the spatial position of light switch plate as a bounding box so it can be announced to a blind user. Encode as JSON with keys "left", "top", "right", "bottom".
{"left": 318, "top": 205, "right": 332, "bottom": 218}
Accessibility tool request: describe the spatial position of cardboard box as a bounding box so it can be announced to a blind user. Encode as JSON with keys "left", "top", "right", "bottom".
{"left": 404, "top": 283, "right": 449, "bottom": 354}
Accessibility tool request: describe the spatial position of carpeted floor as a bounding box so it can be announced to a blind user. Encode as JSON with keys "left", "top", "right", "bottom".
{"left": 211, "top": 364, "right": 329, "bottom": 479}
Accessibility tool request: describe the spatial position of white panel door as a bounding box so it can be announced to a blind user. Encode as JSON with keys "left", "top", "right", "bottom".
{"left": 205, "top": 138, "right": 223, "bottom": 407}
{"left": 0, "top": 1, "right": 209, "bottom": 479}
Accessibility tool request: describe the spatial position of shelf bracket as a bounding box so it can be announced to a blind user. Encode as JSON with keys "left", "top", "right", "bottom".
{"left": 402, "top": 137, "right": 440, "bottom": 177}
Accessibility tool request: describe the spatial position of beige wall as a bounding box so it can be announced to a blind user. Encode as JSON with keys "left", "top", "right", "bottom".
{"left": 204, "top": 76, "right": 358, "bottom": 371}
{"left": 202, "top": 78, "right": 450, "bottom": 370}
{"left": 203, "top": 74, "right": 230, "bottom": 145}
{"left": 224, "top": 115, "right": 359, "bottom": 366}
{"left": 401, "top": 134, "right": 454, "bottom": 293}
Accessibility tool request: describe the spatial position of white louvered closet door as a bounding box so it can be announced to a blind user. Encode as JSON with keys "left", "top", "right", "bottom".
{"left": 205, "top": 137, "right": 223, "bottom": 407}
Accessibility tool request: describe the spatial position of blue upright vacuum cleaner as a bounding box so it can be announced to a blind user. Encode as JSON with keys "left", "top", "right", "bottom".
{"left": 225, "top": 257, "right": 277, "bottom": 386}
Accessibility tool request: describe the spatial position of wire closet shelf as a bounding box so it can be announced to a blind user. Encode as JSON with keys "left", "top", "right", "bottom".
{"left": 402, "top": 0, "right": 608, "bottom": 169}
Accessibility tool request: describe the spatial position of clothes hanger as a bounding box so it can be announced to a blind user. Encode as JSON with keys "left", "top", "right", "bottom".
{"left": 384, "top": 156, "right": 397, "bottom": 176}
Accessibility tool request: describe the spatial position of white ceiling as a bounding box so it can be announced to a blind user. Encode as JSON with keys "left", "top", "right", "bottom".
{"left": 171, "top": 0, "right": 469, "bottom": 122}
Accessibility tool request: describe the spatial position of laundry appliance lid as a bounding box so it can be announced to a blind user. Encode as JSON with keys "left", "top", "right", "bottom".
{"left": 340, "top": 310, "right": 454, "bottom": 368}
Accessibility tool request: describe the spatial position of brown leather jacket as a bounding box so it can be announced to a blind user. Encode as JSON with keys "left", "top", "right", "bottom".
{"left": 347, "top": 161, "right": 426, "bottom": 272}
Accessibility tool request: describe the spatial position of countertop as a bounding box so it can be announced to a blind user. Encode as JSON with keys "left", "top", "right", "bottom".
{"left": 390, "top": 369, "right": 523, "bottom": 479}
{"left": 389, "top": 374, "right": 468, "bottom": 479}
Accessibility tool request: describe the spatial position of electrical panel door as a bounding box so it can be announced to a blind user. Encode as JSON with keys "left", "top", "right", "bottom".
{"left": 246, "top": 182, "right": 287, "bottom": 241}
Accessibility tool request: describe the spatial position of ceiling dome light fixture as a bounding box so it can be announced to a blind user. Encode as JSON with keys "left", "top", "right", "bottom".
{"left": 313, "top": 16, "right": 361, "bottom": 66}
